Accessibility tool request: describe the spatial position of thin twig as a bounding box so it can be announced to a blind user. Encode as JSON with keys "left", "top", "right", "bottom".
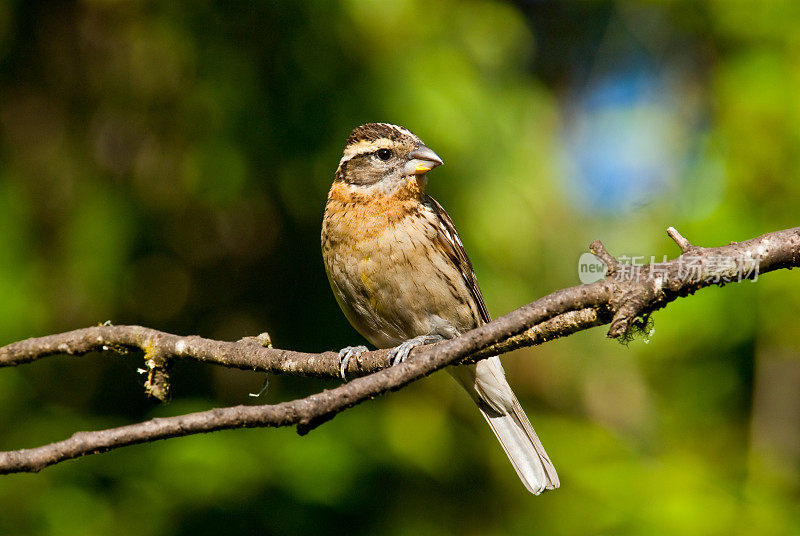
{"left": 667, "top": 226, "right": 693, "bottom": 253}
{"left": 589, "top": 240, "right": 620, "bottom": 275}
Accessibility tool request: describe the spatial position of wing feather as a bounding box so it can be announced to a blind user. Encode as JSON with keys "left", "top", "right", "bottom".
{"left": 422, "top": 195, "right": 491, "bottom": 325}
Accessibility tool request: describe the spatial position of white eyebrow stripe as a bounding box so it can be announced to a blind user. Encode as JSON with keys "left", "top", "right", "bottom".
{"left": 341, "top": 137, "right": 394, "bottom": 161}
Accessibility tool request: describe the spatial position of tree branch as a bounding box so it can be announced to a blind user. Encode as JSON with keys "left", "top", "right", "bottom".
{"left": 1, "top": 226, "right": 798, "bottom": 474}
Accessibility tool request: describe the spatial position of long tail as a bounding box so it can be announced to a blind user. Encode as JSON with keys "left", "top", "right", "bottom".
{"left": 449, "top": 356, "right": 559, "bottom": 494}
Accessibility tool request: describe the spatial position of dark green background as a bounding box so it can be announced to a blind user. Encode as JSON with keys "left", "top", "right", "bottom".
{"left": 0, "top": 1, "right": 798, "bottom": 534}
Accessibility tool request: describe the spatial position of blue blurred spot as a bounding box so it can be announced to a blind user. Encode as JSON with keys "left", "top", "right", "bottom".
{"left": 564, "top": 64, "right": 684, "bottom": 215}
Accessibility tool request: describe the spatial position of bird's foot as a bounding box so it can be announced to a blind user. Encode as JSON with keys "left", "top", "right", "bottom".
{"left": 388, "top": 335, "right": 444, "bottom": 367}
{"left": 338, "top": 345, "right": 368, "bottom": 381}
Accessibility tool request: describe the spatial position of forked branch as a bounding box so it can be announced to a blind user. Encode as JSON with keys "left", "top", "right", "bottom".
{"left": 0, "top": 226, "right": 798, "bottom": 474}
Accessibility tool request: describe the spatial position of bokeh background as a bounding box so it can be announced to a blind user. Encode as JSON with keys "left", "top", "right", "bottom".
{"left": 1, "top": 1, "right": 799, "bottom": 534}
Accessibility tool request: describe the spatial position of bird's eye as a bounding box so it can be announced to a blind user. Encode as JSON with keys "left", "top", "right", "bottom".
{"left": 376, "top": 148, "right": 392, "bottom": 161}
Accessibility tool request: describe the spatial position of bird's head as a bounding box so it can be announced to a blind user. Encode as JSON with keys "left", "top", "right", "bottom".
{"left": 335, "top": 123, "right": 443, "bottom": 195}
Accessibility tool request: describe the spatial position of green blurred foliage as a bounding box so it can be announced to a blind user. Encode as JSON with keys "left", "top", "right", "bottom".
{"left": 0, "top": 0, "right": 798, "bottom": 534}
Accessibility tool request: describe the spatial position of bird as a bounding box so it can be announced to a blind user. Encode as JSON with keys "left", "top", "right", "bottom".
{"left": 321, "top": 122, "right": 559, "bottom": 494}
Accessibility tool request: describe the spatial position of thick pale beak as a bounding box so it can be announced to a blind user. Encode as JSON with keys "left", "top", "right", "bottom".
{"left": 406, "top": 144, "right": 443, "bottom": 175}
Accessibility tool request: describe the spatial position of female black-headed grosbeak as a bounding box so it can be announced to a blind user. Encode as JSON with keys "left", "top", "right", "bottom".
{"left": 321, "top": 123, "right": 559, "bottom": 494}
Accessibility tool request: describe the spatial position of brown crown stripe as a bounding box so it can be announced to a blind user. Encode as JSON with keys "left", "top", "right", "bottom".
{"left": 347, "top": 123, "right": 415, "bottom": 145}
